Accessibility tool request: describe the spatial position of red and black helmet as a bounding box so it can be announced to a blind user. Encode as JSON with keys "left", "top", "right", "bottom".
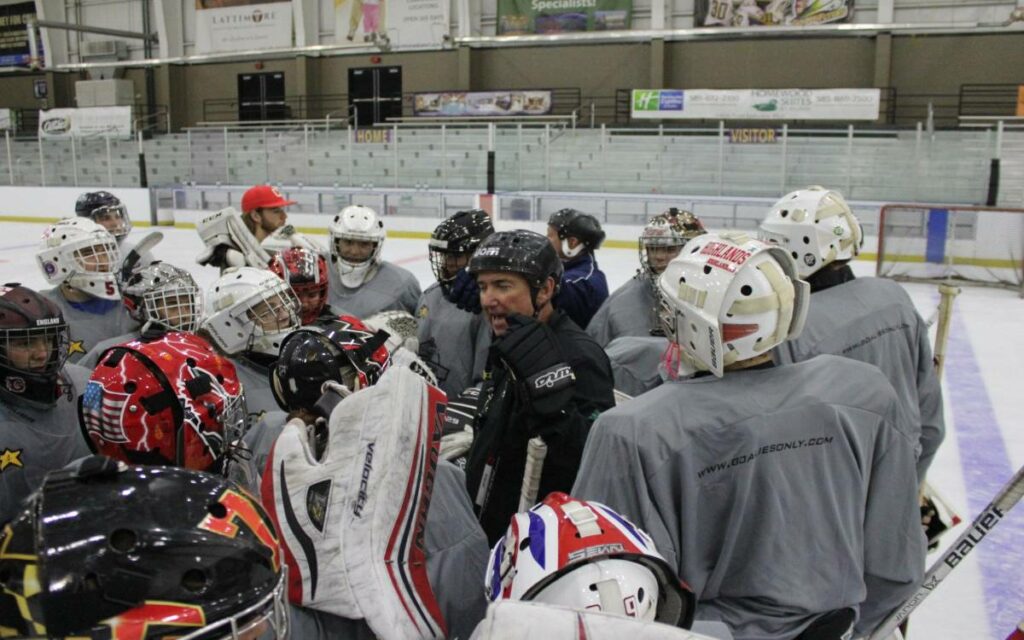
{"left": 0, "top": 283, "right": 70, "bottom": 407}
{"left": 79, "top": 332, "right": 246, "bottom": 474}
{"left": 268, "top": 247, "right": 329, "bottom": 325}
{"left": 0, "top": 457, "right": 287, "bottom": 639}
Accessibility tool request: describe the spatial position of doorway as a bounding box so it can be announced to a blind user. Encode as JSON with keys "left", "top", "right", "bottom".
{"left": 347, "top": 66, "right": 402, "bottom": 126}
{"left": 238, "top": 72, "right": 287, "bottom": 122}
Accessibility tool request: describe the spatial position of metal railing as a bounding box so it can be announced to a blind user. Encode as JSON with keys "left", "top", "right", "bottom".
{"left": 0, "top": 122, "right": 1018, "bottom": 207}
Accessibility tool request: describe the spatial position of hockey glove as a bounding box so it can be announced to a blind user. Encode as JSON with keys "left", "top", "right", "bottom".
{"left": 491, "top": 314, "right": 576, "bottom": 416}
{"left": 446, "top": 268, "right": 482, "bottom": 314}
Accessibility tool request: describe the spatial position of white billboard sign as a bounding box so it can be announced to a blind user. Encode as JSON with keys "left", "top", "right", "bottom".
{"left": 632, "top": 89, "right": 881, "bottom": 121}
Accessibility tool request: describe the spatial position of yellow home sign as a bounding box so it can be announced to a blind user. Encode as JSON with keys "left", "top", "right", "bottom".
{"left": 728, "top": 128, "right": 778, "bottom": 143}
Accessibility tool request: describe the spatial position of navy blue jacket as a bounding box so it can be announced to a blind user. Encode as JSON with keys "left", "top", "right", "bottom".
{"left": 553, "top": 252, "right": 608, "bottom": 329}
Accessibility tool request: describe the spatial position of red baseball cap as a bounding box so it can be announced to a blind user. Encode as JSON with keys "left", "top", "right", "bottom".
{"left": 241, "top": 185, "right": 296, "bottom": 213}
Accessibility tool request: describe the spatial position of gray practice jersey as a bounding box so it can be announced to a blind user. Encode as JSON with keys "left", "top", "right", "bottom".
{"left": 773, "top": 276, "right": 944, "bottom": 480}
{"left": 586, "top": 275, "right": 661, "bottom": 348}
{"left": 40, "top": 288, "right": 138, "bottom": 365}
{"left": 573, "top": 356, "right": 925, "bottom": 640}
{"left": 227, "top": 355, "right": 280, "bottom": 417}
{"left": 415, "top": 283, "right": 490, "bottom": 398}
{"left": 79, "top": 331, "right": 139, "bottom": 370}
{"left": 605, "top": 336, "right": 671, "bottom": 398}
{"left": 327, "top": 262, "right": 422, "bottom": 318}
{"left": 0, "top": 365, "right": 93, "bottom": 524}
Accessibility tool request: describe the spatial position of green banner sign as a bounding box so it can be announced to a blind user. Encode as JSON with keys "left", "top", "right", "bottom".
{"left": 497, "top": 0, "right": 632, "bottom": 35}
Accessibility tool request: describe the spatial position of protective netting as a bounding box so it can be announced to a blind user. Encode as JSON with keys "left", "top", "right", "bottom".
{"left": 876, "top": 205, "right": 1024, "bottom": 295}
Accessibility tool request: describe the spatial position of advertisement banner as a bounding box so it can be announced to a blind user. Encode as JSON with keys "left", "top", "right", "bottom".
{"left": 496, "top": 0, "right": 632, "bottom": 35}
{"left": 696, "top": 0, "right": 853, "bottom": 27}
{"left": 335, "top": 0, "right": 449, "bottom": 49}
{"left": 413, "top": 91, "right": 552, "bottom": 117}
{"left": 38, "top": 107, "right": 133, "bottom": 139}
{"left": 0, "top": 1, "right": 38, "bottom": 66}
{"left": 195, "top": 0, "right": 293, "bottom": 54}
{"left": 631, "top": 89, "right": 880, "bottom": 121}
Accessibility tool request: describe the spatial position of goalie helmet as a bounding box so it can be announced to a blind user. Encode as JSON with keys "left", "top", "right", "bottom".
{"left": 36, "top": 217, "right": 122, "bottom": 300}
{"left": 328, "top": 205, "right": 385, "bottom": 288}
{"left": 548, "top": 208, "right": 606, "bottom": 258}
{"left": 656, "top": 232, "right": 809, "bottom": 378}
{"left": 269, "top": 247, "right": 329, "bottom": 325}
{"left": 758, "top": 186, "right": 862, "bottom": 278}
{"left": 270, "top": 316, "right": 391, "bottom": 412}
{"left": 468, "top": 230, "right": 563, "bottom": 307}
{"left": 640, "top": 209, "right": 707, "bottom": 280}
{"left": 0, "top": 284, "right": 69, "bottom": 408}
{"left": 122, "top": 262, "right": 203, "bottom": 334}
{"left": 486, "top": 492, "right": 695, "bottom": 629}
{"left": 75, "top": 190, "right": 132, "bottom": 242}
{"left": 201, "top": 267, "right": 301, "bottom": 357}
{"left": 429, "top": 209, "right": 494, "bottom": 294}
{"left": 0, "top": 458, "right": 286, "bottom": 640}
{"left": 81, "top": 332, "right": 247, "bottom": 474}
{"left": 363, "top": 310, "right": 420, "bottom": 354}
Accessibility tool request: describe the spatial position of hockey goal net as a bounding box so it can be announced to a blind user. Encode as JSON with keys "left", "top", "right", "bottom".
{"left": 876, "top": 204, "right": 1024, "bottom": 295}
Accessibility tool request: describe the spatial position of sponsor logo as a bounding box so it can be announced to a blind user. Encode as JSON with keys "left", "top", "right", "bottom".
{"left": 353, "top": 442, "right": 375, "bottom": 517}
{"left": 708, "top": 325, "right": 717, "bottom": 369}
{"left": 476, "top": 246, "right": 501, "bottom": 257}
{"left": 658, "top": 90, "right": 684, "bottom": 111}
{"left": 803, "top": 253, "right": 817, "bottom": 267}
{"left": 35, "top": 317, "right": 59, "bottom": 326}
{"left": 700, "top": 241, "right": 751, "bottom": 273}
{"left": 534, "top": 365, "right": 573, "bottom": 390}
{"left": 567, "top": 543, "right": 625, "bottom": 562}
{"left": 833, "top": 226, "right": 845, "bottom": 236}
{"left": 43, "top": 261, "right": 57, "bottom": 276}
{"left": 944, "top": 507, "right": 1003, "bottom": 568}
{"left": 41, "top": 117, "right": 71, "bottom": 134}
{"left": 4, "top": 377, "right": 25, "bottom": 394}
{"left": 306, "top": 479, "right": 331, "bottom": 533}
{"left": 0, "top": 448, "right": 23, "bottom": 471}
{"left": 633, "top": 90, "right": 660, "bottom": 112}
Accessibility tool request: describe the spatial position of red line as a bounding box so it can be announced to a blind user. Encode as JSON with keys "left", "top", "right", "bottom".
{"left": 393, "top": 254, "right": 428, "bottom": 267}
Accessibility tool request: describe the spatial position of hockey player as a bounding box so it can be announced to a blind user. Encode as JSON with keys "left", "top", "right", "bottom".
{"left": 326, "top": 204, "right": 421, "bottom": 317}
{"left": 74, "top": 190, "right": 133, "bottom": 244}
{"left": 573, "top": 233, "right": 925, "bottom": 640}
{"left": 0, "top": 458, "right": 287, "bottom": 639}
{"left": 759, "top": 186, "right": 944, "bottom": 481}
{"left": 464, "top": 230, "right": 616, "bottom": 543}
{"left": 261, "top": 360, "right": 491, "bottom": 639}
{"left": 417, "top": 209, "right": 494, "bottom": 397}
{"left": 35, "top": 218, "right": 136, "bottom": 364}
{"left": 78, "top": 261, "right": 203, "bottom": 369}
{"left": 80, "top": 331, "right": 249, "bottom": 479}
{"left": 269, "top": 246, "right": 342, "bottom": 325}
{"left": 0, "top": 284, "right": 92, "bottom": 525}
{"left": 241, "top": 184, "right": 295, "bottom": 243}
{"left": 588, "top": 209, "right": 706, "bottom": 347}
{"left": 546, "top": 208, "right": 609, "bottom": 329}
{"left": 200, "top": 266, "right": 302, "bottom": 416}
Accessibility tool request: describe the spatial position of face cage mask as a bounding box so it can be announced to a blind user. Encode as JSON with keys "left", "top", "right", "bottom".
{"left": 71, "top": 237, "right": 120, "bottom": 275}
{"left": 90, "top": 204, "right": 132, "bottom": 241}
{"left": 142, "top": 285, "right": 203, "bottom": 333}
{"left": 639, "top": 238, "right": 686, "bottom": 281}
{"left": 241, "top": 286, "right": 301, "bottom": 341}
{"left": 332, "top": 235, "right": 381, "bottom": 266}
{"left": 0, "top": 325, "right": 70, "bottom": 378}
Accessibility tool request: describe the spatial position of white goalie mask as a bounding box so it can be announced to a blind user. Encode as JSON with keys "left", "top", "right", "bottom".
{"left": 36, "top": 218, "right": 122, "bottom": 300}
{"left": 328, "top": 205, "right": 385, "bottom": 288}
{"left": 656, "top": 233, "right": 809, "bottom": 377}
{"left": 201, "top": 267, "right": 301, "bottom": 357}
{"left": 758, "top": 186, "right": 862, "bottom": 279}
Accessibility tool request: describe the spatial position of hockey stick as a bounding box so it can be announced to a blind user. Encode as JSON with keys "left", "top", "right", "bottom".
{"left": 117, "top": 230, "right": 164, "bottom": 285}
{"left": 867, "top": 463, "right": 1024, "bottom": 640}
{"left": 518, "top": 436, "right": 548, "bottom": 512}
{"left": 932, "top": 282, "right": 961, "bottom": 380}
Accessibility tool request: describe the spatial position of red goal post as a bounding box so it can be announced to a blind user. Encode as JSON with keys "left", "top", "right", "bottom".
{"left": 875, "top": 203, "right": 1024, "bottom": 296}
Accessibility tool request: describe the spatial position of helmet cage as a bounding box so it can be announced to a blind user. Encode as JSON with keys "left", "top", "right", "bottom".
{"left": 639, "top": 210, "right": 706, "bottom": 281}
{"left": 269, "top": 248, "right": 328, "bottom": 324}
{"left": 173, "top": 568, "right": 290, "bottom": 640}
{"left": 205, "top": 275, "right": 301, "bottom": 357}
{"left": 37, "top": 226, "right": 122, "bottom": 300}
{"left": 124, "top": 264, "right": 203, "bottom": 334}
{"left": 88, "top": 202, "right": 132, "bottom": 241}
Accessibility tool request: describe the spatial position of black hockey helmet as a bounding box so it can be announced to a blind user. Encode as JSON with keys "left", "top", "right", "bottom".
{"left": 468, "top": 230, "right": 563, "bottom": 311}
{"left": 548, "top": 208, "right": 606, "bottom": 252}
{"left": 0, "top": 456, "right": 287, "bottom": 639}
{"left": 0, "top": 283, "right": 69, "bottom": 407}
{"left": 270, "top": 315, "right": 391, "bottom": 413}
{"left": 429, "top": 209, "right": 495, "bottom": 291}
{"left": 75, "top": 190, "right": 132, "bottom": 241}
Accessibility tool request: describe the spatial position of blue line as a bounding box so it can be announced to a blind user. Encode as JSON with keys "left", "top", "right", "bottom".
{"left": 944, "top": 303, "right": 1024, "bottom": 637}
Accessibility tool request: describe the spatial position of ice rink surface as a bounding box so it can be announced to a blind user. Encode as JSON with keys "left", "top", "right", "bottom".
{"left": 1, "top": 221, "right": 1021, "bottom": 639}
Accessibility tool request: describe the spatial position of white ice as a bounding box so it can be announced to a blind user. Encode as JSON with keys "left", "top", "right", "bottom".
{"left": 1, "top": 221, "right": 1021, "bottom": 639}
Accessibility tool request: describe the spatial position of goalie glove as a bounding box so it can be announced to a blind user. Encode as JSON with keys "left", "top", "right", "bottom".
{"left": 490, "top": 314, "right": 575, "bottom": 417}
{"left": 195, "top": 206, "right": 272, "bottom": 269}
